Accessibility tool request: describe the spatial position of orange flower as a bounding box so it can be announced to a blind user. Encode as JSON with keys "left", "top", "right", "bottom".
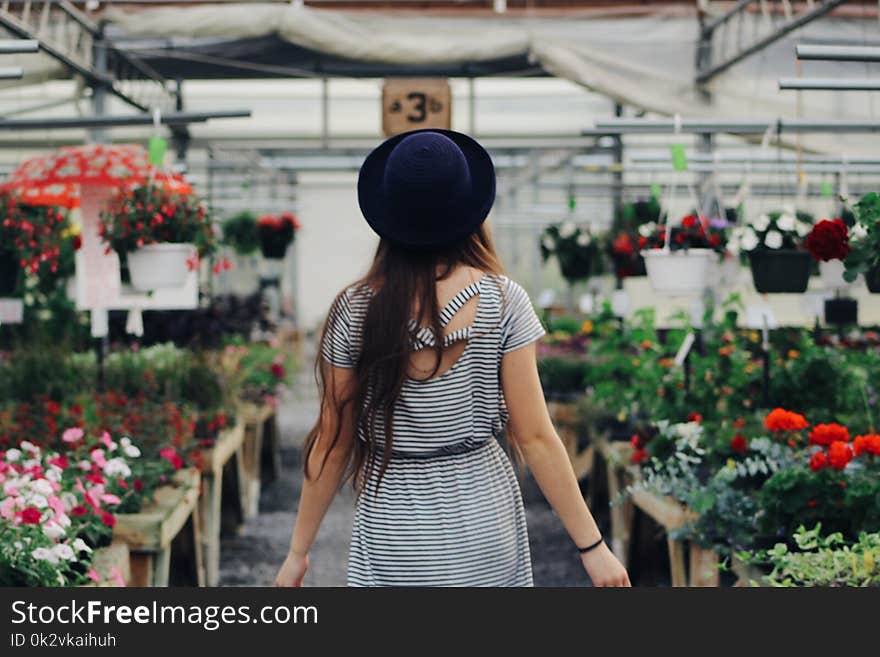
{"left": 764, "top": 408, "right": 809, "bottom": 432}
{"left": 787, "top": 349, "right": 800, "bottom": 359}
{"left": 853, "top": 434, "right": 880, "bottom": 457}
{"left": 718, "top": 345, "right": 735, "bottom": 357}
{"left": 809, "top": 450, "right": 828, "bottom": 471}
{"left": 640, "top": 340, "right": 653, "bottom": 349}
{"left": 809, "top": 423, "right": 850, "bottom": 447}
{"left": 828, "top": 441, "right": 853, "bottom": 470}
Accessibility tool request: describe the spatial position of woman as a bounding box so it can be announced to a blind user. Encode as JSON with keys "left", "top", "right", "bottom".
{"left": 275, "top": 129, "right": 629, "bottom": 587}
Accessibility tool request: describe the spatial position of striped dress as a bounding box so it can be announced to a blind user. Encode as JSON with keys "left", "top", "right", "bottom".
{"left": 322, "top": 273, "right": 546, "bottom": 587}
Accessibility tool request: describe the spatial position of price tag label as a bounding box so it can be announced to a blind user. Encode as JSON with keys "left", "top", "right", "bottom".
{"left": 670, "top": 144, "right": 688, "bottom": 171}
{"left": 148, "top": 135, "right": 167, "bottom": 166}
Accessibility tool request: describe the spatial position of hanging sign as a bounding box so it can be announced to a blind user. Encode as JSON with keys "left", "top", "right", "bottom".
{"left": 821, "top": 181, "right": 834, "bottom": 198}
{"left": 148, "top": 136, "right": 168, "bottom": 167}
{"left": 382, "top": 78, "right": 451, "bottom": 136}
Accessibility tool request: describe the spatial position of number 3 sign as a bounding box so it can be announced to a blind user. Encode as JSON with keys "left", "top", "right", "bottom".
{"left": 382, "top": 78, "right": 452, "bottom": 136}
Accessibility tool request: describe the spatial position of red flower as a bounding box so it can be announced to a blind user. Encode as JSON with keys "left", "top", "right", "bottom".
{"left": 71, "top": 235, "right": 82, "bottom": 250}
{"left": 20, "top": 507, "right": 42, "bottom": 524}
{"left": 807, "top": 500, "right": 818, "bottom": 508}
{"left": 809, "top": 451, "right": 828, "bottom": 471}
{"left": 764, "top": 408, "right": 809, "bottom": 432}
{"left": 828, "top": 441, "right": 853, "bottom": 470}
{"left": 733, "top": 417, "right": 747, "bottom": 429}
{"left": 71, "top": 505, "right": 88, "bottom": 517}
{"left": 100, "top": 511, "right": 116, "bottom": 528}
{"left": 681, "top": 214, "right": 697, "bottom": 229}
{"left": 730, "top": 434, "right": 748, "bottom": 453}
{"left": 159, "top": 447, "right": 184, "bottom": 470}
{"left": 805, "top": 218, "right": 850, "bottom": 262}
{"left": 687, "top": 412, "right": 702, "bottom": 424}
{"left": 630, "top": 448, "right": 649, "bottom": 465}
{"left": 133, "top": 479, "right": 144, "bottom": 492}
{"left": 853, "top": 434, "right": 880, "bottom": 457}
{"left": 809, "top": 423, "right": 850, "bottom": 447}
{"left": 47, "top": 455, "right": 69, "bottom": 470}
{"left": 270, "top": 362, "right": 285, "bottom": 380}
{"left": 612, "top": 232, "right": 635, "bottom": 256}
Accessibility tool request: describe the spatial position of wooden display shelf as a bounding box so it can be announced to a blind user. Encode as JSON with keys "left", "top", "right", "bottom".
{"left": 79, "top": 542, "right": 131, "bottom": 587}
{"left": 195, "top": 421, "right": 246, "bottom": 586}
{"left": 113, "top": 468, "right": 202, "bottom": 587}
{"left": 238, "top": 402, "right": 279, "bottom": 520}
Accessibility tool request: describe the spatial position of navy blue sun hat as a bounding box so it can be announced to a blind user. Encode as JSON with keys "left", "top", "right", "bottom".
{"left": 357, "top": 129, "right": 496, "bottom": 249}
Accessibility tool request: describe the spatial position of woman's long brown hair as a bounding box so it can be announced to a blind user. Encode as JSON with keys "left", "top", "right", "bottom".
{"left": 303, "top": 224, "right": 504, "bottom": 492}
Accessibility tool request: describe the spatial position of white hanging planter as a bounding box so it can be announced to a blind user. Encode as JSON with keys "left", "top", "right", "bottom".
{"left": 127, "top": 243, "right": 195, "bottom": 292}
{"left": 819, "top": 259, "right": 849, "bottom": 290}
{"left": 643, "top": 248, "right": 716, "bottom": 296}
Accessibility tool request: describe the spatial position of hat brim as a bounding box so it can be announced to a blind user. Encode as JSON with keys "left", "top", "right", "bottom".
{"left": 358, "top": 129, "right": 496, "bottom": 249}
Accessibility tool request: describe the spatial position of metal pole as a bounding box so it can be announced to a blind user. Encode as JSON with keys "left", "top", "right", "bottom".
{"left": 91, "top": 26, "right": 109, "bottom": 393}
{"left": 0, "top": 109, "right": 252, "bottom": 131}
{"left": 321, "top": 77, "right": 329, "bottom": 150}
{"left": 796, "top": 44, "right": 880, "bottom": 62}
{"left": 0, "top": 39, "right": 38, "bottom": 54}
{"left": 0, "top": 67, "right": 23, "bottom": 80}
{"left": 611, "top": 102, "right": 624, "bottom": 224}
{"left": 469, "top": 77, "right": 476, "bottom": 135}
{"left": 590, "top": 119, "right": 880, "bottom": 134}
{"left": 779, "top": 77, "right": 880, "bottom": 91}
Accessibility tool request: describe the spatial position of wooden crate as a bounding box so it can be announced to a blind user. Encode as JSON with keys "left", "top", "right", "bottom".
{"left": 547, "top": 400, "right": 595, "bottom": 481}
{"left": 114, "top": 468, "right": 202, "bottom": 587}
{"left": 195, "top": 421, "right": 246, "bottom": 586}
{"left": 238, "top": 402, "right": 279, "bottom": 520}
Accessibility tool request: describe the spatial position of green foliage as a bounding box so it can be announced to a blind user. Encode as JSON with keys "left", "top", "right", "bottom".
{"left": 222, "top": 211, "right": 260, "bottom": 255}
{"left": 844, "top": 192, "right": 880, "bottom": 282}
{"left": 740, "top": 524, "right": 880, "bottom": 587}
{"left": 537, "top": 356, "right": 588, "bottom": 398}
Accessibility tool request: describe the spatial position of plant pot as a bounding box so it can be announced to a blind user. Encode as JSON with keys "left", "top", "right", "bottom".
{"left": 0, "top": 250, "right": 19, "bottom": 297}
{"left": 558, "top": 253, "right": 594, "bottom": 283}
{"left": 819, "top": 260, "right": 848, "bottom": 290}
{"left": 824, "top": 297, "right": 858, "bottom": 326}
{"left": 260, "top": 242, "right": 288, "bottom": 260}
{"left": 642, "top": 248, "right": 715, "bottom": 296}
{"left": 747, "top": 249, "right": 811, "bottom": 294}
{"left": 127, "top": 243, "right": 195, "bottom": 291}
{"left": 866, "top": 264, "right": 880, "bottom": 294}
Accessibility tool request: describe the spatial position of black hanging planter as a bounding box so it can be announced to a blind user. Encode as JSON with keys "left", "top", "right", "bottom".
{"left": 0, "top": 250, "right": 20, "bottom": 297}
{"left": 558, "top": 253, "right": 594, "bottom": 283}
{"left": 866, "top": 264, "right": 880, "bottom": 294}
{"left": 748, "top": 249, "right": 812, "bottom": 294}
{"left": 824, "top": 297, "right": 858, "bottom": 326}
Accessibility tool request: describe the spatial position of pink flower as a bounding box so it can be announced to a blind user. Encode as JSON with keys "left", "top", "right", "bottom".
{"left": 100, "top": 432, "right": 113, "bottom": 449}
{"left": 87, "top": 568, "right": 101, "bottom": 583}
{"left": 0, "top": 497, "right": 18, "bottom": 520}
{"left": 90, "top": 449, "right": 107, "bottom": 469}
{"left": 48, "top": 495, "right": 66, "bottom": 517}
{"left": 101, "top": 493, "right": 121, "bottom": 505}
{"left": 109, "top": 566, "right": 125, "bottom": 587}
{"left": 62, "top": 427, "right": 84, "bottom": 443}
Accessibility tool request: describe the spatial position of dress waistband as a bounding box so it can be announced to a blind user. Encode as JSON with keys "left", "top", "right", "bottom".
{"left": 379, "top": 437, "right": 495, "bottom": 460}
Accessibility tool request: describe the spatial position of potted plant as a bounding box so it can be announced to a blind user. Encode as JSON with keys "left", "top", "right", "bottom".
{"left": 540, "top": 221, "right": 602, "bottom": 284}
{"left": 222, "top": 211, "right": 260, "bottom": 256}
{"left": 99, "top": 185, "right": 215, "bottom": 291}
{"left": 803, "top": 217, "right": 856, "bottom": 324}
{"left": 257, "top": 212, "right": 300, "bottom": 260}
{"left": 732, "top": 209, "right": 813, "bottom": 293}
{"left": 639, "top": 214, "right": 725, "bottom": 295}
{"left": 606, "top": 198, "right": 661, "bottom": 279}
{"left": 844, "top": 192, "right": 880, "bottom": 293}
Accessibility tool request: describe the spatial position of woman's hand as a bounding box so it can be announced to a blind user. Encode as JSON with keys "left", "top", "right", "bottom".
{"left": 274, "top": 551, "right": 309, "bottom": 587}
{"left": 581, "top": 543, "right": 631, "bottom": 587}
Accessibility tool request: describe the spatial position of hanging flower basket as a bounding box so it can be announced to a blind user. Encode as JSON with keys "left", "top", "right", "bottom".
{"left": 127, "top": 243, "right": 196, "bottom": 291}
{"left": 258, "top": 212, "right": 300, "bottom": 260}
{"left": 558, "top": 252, "right": 595, "bottom": 282}
{"left": 747, "top": 250, "right": 812, "bottom": 294}
{"left": 0, "top": 249, "right": 19, "bottom": 297}
{"left": 642, "top": 248, "right": 715, "bottom": 296}
{"left": 540, "top": 221, "right": 602, "bottom": 284}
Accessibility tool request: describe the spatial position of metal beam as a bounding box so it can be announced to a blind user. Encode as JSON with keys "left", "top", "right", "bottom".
{"left": 779, "top": 77, "right": 880, "bottom": 91}
{"left": 590, "top": 118, "right": 880, "bottom": 135}
{"left": 0, "top": 67, "right": 22, "bottom": 80}
{"left": 0, "top": 109, "right": 251, "bottom": 131}
{"left": 0, "top": 39, "right": 38, "bottom": 54}
{"left": 796, "top": 44, "right": 880, "bottom": 61}
{"left": 696, "top": 0, "right": 849, "bottom": 84}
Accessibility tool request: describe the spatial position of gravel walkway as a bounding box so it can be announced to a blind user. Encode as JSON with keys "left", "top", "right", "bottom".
{"left": 219, "top": 345, "right": 594, "bottom": 587}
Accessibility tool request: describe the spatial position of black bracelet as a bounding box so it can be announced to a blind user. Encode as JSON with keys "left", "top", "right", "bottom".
{"left": 577, "top": 537, "right": 604, "bottom": 554}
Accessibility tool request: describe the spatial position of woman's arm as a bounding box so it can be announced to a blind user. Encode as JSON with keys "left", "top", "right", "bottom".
{"left": 501, "top": 342, "right": 630, "bottom": 587}
{"left": 275, "top": 365, "right": 356, "bottom": 586}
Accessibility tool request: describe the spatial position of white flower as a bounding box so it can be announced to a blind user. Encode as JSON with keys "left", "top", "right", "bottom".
{"left": 103, "top": 458, "right": 131, "bottom": 478}
{"left": 795, "top": 220, "right": 812, "bottom": 238}
{"left": 558, "top": 221, "right": 577, "bottom": 239}
{"left": 541, "top": 236, "right": 556, "bottom": 251}
{"left": 31, "top": 479, "right": 53, "bottom": 498}
{"left": 852, "top": 223, "right": 868, "bottom": 239}
{"left": 20, "top": 441, "right": 38, "bottom": 454}
{"left": 43, "top": 522, "right": 66, "bottom": 540}
{"left": 675, "top": 422, "right": 703, "bottom": 449}
{"left": 22, "top": 459, "right": 41, "bottom": 471}
{"left": 638, "top": 222, "right": 657, "bottom": 237}
{"left": 120, "top": 437, "right": 131, "bottom": 448}
{"left": 53, "top": 513, "right": 70, "bottom": 528}
{"left": 122, "top": 445, "right": 141, "bottom": 459}
{"left": 5, "top": 449, "right": 21, "bottom": 462}
{"left": 32, "top": 547, "right": 59, "bottom": 564}
{"left": 45, "top": 467, "right": 62, "bottom": 483}
{"left": 740, "top": 227, "right": 759, "bottom": 252}
{"left": 57, "top": 573, "right": 65, "bottom": 586}
{"left": 752, "top": 213, "right": 771, "bottom": 232}
{"left": 13, "top": 541, "right": 22, "bottom": 550}
{"left": 29, "top": 494, "right": 48, "bottom": 509}
{"left": 52, "top": 543, "right": 76, "bottom": 561}
{"left": 765, "top": 230, "right": 784, "bottom": 249}
{"left": 77, "top": 460, "right": 91, "bottom": 472}
{"left": 60, "top": 492, "right": 77, "bottom": 511}
{"left": 72, "top": 538, "right": 92, "bottom": 554}
{"left": 575, "top": 232, "right": 592, "bottom": 247}
{"left": 776, "top": 213, "right": 796, "bottom": 231}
